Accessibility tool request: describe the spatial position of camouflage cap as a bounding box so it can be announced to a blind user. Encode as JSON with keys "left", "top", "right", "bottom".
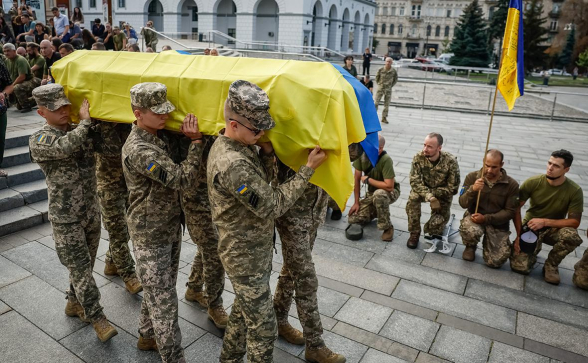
{"left": 130, "top": 82, "right": 175, "bottom": 114}
{"left": 227, "top": 80, "right": 275, "bottom": 130}
{"left": 32, "top": 84, "right": 71, "bottom": 111}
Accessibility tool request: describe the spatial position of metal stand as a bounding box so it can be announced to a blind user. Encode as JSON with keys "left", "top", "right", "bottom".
{"left": 423, "top": 214, "right": 458, "bottom": 254}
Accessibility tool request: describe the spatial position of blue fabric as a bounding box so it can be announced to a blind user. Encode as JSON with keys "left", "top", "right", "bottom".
{"left": 333, "top": 64, "right": 381, "bottom": 167}
{"left": 176, "top": 50, "right": 191, "bottom": 54}
{"left": 511, "top": 0, "right": 525, "bottom": 96}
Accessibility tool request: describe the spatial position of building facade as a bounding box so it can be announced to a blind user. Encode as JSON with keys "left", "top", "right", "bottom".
{"left": 53, "top": 0, "right": 377, "bottom": 53}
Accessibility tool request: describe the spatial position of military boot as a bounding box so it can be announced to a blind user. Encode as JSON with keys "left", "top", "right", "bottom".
{"left": 381, "top": 117, "right": 389, "bottom": 124}
{"left": 137, "top": 335, "right": 158, "bottom": 351}
{"left": 125, "top": 276, "right": 143, "bottom": 295}
{"left": 103, "top": 259, "right": 118, "bottom": 276}
{"left": 305, "top": 345, "right": 346, "bottom": 363}
{"left": 330, "top": 209, "right": 342, "bottom": 220}
{"left": 407, "top": 231, "right": 420, "bottom": 249}
{"left": 278, "top": 322, "right": 305, "bottom": 345}
{"left": 462, "top": 246, "right": 476, "bottom": 261}
{"left": 185, "top": 287, "right": 208, "bottom": 308}
{"left": 381, "top": 227, "right": 394, "bottom": 241}
{"left": 543, "top": 264, "right": 560, "bottom": 285}
{"left": 65, "top": 298, "right": 89, "bottom": 322}
{"left": 208, "top": 305, "right": 229, "bottom": 329}
{"left": 92, "top": 316, "right": 118, "bottom": 342}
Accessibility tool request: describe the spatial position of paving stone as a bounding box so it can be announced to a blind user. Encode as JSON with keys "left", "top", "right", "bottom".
{"left": 380, "top": 234, "right": 427, "bottom": 264}
{"left": 517, "top": 313, "right": 588, "bottom": 358}
{"left": 366, "top": 254, "right": 467, "bottom": 294}
{"left": 524, "top": 276, "right": 588, "bottom": 309}
{"left": 524, "top": 338, "right": 588, "bottom": 363}
{"left": 317, "top": 225, "right": 388, "bottom": 254}
{"left": 300, "top": 330, "right": 369, "bottom": 363}
{"left": 178, "top": 300, "right": 224, "bottom": 337}
{"left": 392, "top": 280, "right": 517, "bottom": 333}
{"left": 465, "top": 279, "right": 588, "bottom": 331}
{"left": 317, "top": 275, "right": 364, "bottom": 298}
{"left": 360, "top": 348, "right": 410, "bottom": 363}
{"left": 415, "top": 352, "right": 451, "bottom": 363}
{"left": 334, "top": 297, "right": 393, "bottom": 333}
{"left": 183, "top": 333, "right": 223, "bottom": 361}
{"left": 313, "top": 254, "right": 400, "bottom": 295}
{"left": 379, "top": 311, "right": 440, "bottom": 352}
{"left": 37, "top": 234, "right": 55, "bottom": 249}
{"left": 314, "top": 285, "right": 350, "bottom": 317}
{"left": 488, "top": 342, "right": 550, "bottom": 363}
{"left": 0, "top": 300, "right": 12, "bottom": 314}
{"left": 0, "top": 254, "right": 31, "bottom": 287}
{"left": 0, "top": 275, "right": 88, "bottom": 340}
{"left": 422, "top": 252, "right": 525, "bottom": 290}
{"left": 179, "top": 241, "right": 198, "bottom": 264}
{"left": 96, "top": 238, "right": 112, "bottom": 258}
{"left": 360, "top": 290, "right": 438, "bottom": 321}
{"left": 436, "top": 313, "right": 524, "bottom": 348}
{"left": 312, "top": 238, "right": 375, "bottom": 267}
{"left": 59, "top": 321, "right": 161, "bottom": 363}
{"left": 429, "top": 325, "right": 492, "bottom": 363}
{"left": 1, "top": 311, "right": 82, "bottom": 363}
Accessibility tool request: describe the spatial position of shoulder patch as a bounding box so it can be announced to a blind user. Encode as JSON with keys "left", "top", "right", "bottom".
{"left": 146, "top": 161, "right": 168, "bottom": 184}
{"left": 36, "top": 134, "right": 55, "bottom": 146}
{"left": 460, "top": 186, "right": 467, "bottom": 196}
{"left": 236, "top": 184, "right": 259, "bottom": 208}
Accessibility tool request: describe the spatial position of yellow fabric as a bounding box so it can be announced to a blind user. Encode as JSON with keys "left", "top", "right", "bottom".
{"left": 51, "top": 50, "right": 366, "bottom": 209}
{"left": 498, "top": 7, "right": 521, "bottom": 111}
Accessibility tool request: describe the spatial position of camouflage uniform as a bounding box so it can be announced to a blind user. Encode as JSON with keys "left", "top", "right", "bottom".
{"left": 122, "top": 83, "right": 203, "bottom": 363}
{"left": 573, "top": 248, "right": 588, "bottom": 290}
{"left": 348, "top": 189, "right": 400, "bottom": 230}
{"left": 374, "top": 66, "right": 398, "bottom": 119}
{"left": 458, "top": 169, "right": 519, "bottom": 268}
{"left": 273, "top": 159, "right": 328, "bottom": 348}
{"left": 406, "top": 151, "right": 460, "bottom": 235}
{"left": 14, "top": 76, "right": 41, "bottom": 109}
{"left": 141, "top": 27, "right": 158, "bottom": 52}
{"left": 29, "top": 84, "right": 104, "bottom": 322}
{"left": 208, "top": 80, "right": 313, "bottom": 363}
{"left": 95, "top": 121, "right": 137, "bottom": 282}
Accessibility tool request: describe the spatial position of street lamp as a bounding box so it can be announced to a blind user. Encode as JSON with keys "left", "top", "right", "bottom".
{"left": 424, "top": 18, "right": 430, "bottom": 57}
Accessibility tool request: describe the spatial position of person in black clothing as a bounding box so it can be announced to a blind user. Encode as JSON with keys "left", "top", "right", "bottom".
{"left": 103, "top": 22, "right": 114, "bottom": 51}
{"left": 92, "top": 18, "right": 106, "bottom": 40}
{"left": 33, "top": 22, "right": 50, "bottom": 44}
{"left": 0, "top": 17, "right": 15, "bottom": 44}
{"left": 360, "top": 74, "right": 373, "bottom": 94}
{"left": 81, "top": 29, "right": 95, "bottom": 50}
{"left": 0, "top": 57, "right": 11, "bottom": 177}
{"left": 362, "top": 47, "right": 372, "bottom": 76}
{"left": 39, "top": 39, "right": 61, "bottom": 85}
{"left": 343, "top": 55, "right": 357, "bottom": 77}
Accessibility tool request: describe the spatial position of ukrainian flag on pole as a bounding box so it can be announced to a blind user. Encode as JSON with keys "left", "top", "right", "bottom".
{"left": 498, "top": 0, "right": 525, "bottom": 111}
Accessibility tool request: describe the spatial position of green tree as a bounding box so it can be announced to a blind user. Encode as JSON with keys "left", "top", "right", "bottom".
{"left": 449, "top": 0, "right": 489, "bottom": 67}
{"left": 578, "top": 48, "right": 588, "bottom": 68}
{"left": 441, "top": 37, "right": 451, "bottom": 53}
{"left": 523, "top": 0, "right": 549, "bottom": 73}
{"left": 487, "top": 0, "right": 509, "bottom": 67}
{"left": 558, "top": 27, "right": 576, "bottom": 70}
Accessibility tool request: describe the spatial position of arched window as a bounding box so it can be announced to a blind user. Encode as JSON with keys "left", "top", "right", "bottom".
{"left": 426, "top": 25, "right": 431, "bottom": 36}
{"left": 390, "top": 24, "right": 394, "bottom": 34}
{"left": 398, "top": 24, "right": 403, "bottom": 35}
{"left": 374, "top": 23, "right": 378, "bottom": 34}
{"left": 444, "top": 26, "right": 450, "bottom": 37}
{"left": 381, "top": 23, "right": 386, "bottom": 34}
{"left": 435, "top": 25, "right": 440, "bottom": 36}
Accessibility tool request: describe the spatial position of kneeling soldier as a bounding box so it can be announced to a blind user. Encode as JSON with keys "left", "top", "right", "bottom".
{"left": 573, "top": 239, "right": 588, "bottom": 290}
{"left": 347, "top": 134, "right": 400, "bottom": 241}
{"left": 459, "top": 150, "right": 519, "bottom": 267}
{"left": 29, "top": 85, "right": 118, "bottom": 342}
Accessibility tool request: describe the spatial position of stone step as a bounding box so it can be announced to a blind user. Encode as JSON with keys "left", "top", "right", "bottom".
{"left": 0, "top": 205, "right": 44, "bottom": 237}
{"left": 28, "top": 199, "right": 48, "bottom": 223}
{"left": 2, "top": 163, "right": 44, "bottom": 188}
{"left": 2, "top": 146, "right": 31, "bottom": 168}
{"left": 10, "top": 179, "right": 48, "bottom": 204}
{"left": 0, "top": 188, "right": 24, "bottom": 213}
{"left": 4, "top": 128, "right": 37, "bottom": 149}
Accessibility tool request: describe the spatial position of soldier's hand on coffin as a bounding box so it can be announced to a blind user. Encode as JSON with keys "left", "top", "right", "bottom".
{"left": 306, "top": 145, "right": 327, "bottom": 170}
{"left": 472, "top": 178, "right": 484, "bottom": 192}
{"left": 180, "top": 113, "right": 202, "bottom": 140}
{"left": 256, "top": 140, "right": 273, "bottom": 155}
{"left": 79, "top": 99, "right": 90, "bottom": 120}
{"left": 471, "top": 213, "right": 485, "bottom": 224}
{"left": 429, "top": 197, "right": 441, "bottom": 211}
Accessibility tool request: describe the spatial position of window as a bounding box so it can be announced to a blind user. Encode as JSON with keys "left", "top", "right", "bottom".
{"left": 383, "top": 7, "right": 388, "bottom": 16}
{"left": 489, "top": 6, "right": 495, "bottom": 19}
{"left": 427, "top": 7, "right": 434, "bottom": 16}
{"left": 454, "top": 9, "right": 462, "bottom": 17}
{"left": 552, "top": 4, "right": 560, "bottom": 12}
{"left": 381, "top": 23, "right": 386, "bottom": 34}
{"left": 398, "top": 24, "right": 403, "bottom": 35}
{"left": 192, "top": 6, "right": 198, "bottom": 21}
{"left": 550, "top": 21, "right": 558, "bottom": 31}
{"left": 444, "top": 26, "right": 449, "bottom": 37}
{"left": 399, "top": 7, "right": 405, "bottom": 16}
{"left": 374, "top": 23, "right": 378, "bottom": 34}
{"left": 411, "top": 5, "right": 421, "bottom": 18}
{"left": 390, "top": 24, "right": 394, "bottom": 34}
{"left": 90, "top": 0, "right": 96, "bottom": 8}
{"left": 435, "top": 25, "right": 440, "bottom": 36}
{"left": 391, "top": 7, "right": 396, "bottom": 16}
{"left": 118, "top": 0, "right": 125, "bottom": 8}
{"left": 411, "top": 24, "right": 417, "bottom": 36}
{"left": 426, "top": 25, "right": 431, "bottom": 36}
{"left": 446, "top": 9, "right": 451, "bottom": 18}
{"left": 74, "top": 0, "right": 82, "bottom": 8}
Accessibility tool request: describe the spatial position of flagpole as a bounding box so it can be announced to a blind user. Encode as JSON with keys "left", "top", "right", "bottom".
{"left": 474, "top": 49, "right": 507, "bottom": 214}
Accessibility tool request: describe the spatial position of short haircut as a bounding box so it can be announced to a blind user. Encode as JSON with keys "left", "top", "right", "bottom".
{"left": 551, "top": 149, "right": 573, "bottom": 168}
{"left": 162, "top": 45, "right": 172, "bottom": 51}
{"left": 94, "top": 18, "right": 101, "bottom": 23}
{"left": 26, "top": 42, "right": 40, "bottom": 49}
{"left": 51, "top": 7, "right": 59, "bottom": 12}
{"left": 426, "top": 132, "right": 443, "bottom": 146}
{"left": 51, "top": 38, "right": 63, "bottom": 49}
{"left": 486, "top": 149, "right": 504, "bottom": 162}
{"left": 378, "top": 134, "right": 386, "bottom": 148}
{"left": 344, "top": 55, "right": 353, "bottom": 62}
{"left": 92, "top": 42, "right": 105, "bottom": 50}
{"left": 59, "top": 43, "right": 74, "bottom": 52}
{"left": 128, "top": 43, "right": 140, "bottom": 52}
{"left": 21, "top": 14, "right": 30, "bottom": 19}
{"left": 131, "top": 105, "right": 149, "bottom": 113}
{"left": 3, "top": 43, "right": 15, "bottom": 50}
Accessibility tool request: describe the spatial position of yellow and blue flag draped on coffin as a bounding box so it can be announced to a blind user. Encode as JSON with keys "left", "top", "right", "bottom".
{"left": 50, "top": 50, "right": 367, "bottom": 209}
{"left": 498, "top": 0, "right": 525, "bottom": 111}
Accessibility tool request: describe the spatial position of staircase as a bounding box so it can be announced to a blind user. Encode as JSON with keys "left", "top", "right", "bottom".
{"left": 0, "top": 128, "right": 48, "bottom": 237}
